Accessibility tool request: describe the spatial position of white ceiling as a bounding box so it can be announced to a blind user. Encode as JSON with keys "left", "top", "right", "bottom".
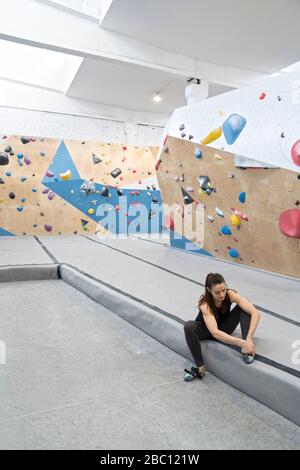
{"left": 101, "top": 0, "right": 300, "bottom": 74}
{"left": 66, "top": 58, "right": 234, "bottom": 113}
{"left": 3, "top": 0, "right": 300, "bottom": 124}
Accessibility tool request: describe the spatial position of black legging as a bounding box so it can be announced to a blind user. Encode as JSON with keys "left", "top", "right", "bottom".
{"left": 184, "top": 305, "right": 251, "bottom": 368}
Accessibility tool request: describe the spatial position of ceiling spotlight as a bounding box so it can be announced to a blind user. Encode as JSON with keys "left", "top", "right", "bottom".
{"left": 153, "top": 93, "right": 162, "bottom": 103}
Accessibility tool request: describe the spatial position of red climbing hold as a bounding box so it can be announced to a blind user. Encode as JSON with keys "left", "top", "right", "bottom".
{"left": 279, "top": 209, "right": 300, "bottom": 238}
{"left": 259, "top": 92, "right": 266, "bottom": 100}
{"left": 163, "top": 215, "right": 175, "bottom": 231}
{"left": 122, "top": 146, "right": 127, "bottom": 151}
{"left": 291, "top": 140, "right": 300, "bottom": 167}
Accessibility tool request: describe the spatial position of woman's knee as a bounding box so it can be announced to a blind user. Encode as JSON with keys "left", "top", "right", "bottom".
{"left": 184, "top": 320, "right": 197, "bottom": 334}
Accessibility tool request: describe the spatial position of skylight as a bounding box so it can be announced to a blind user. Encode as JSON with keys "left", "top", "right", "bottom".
{"left": 0, "top": 39, "right": 83, "bottom": 92}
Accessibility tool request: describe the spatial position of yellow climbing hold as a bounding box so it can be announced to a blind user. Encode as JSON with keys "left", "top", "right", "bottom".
{"left": 88, "top": 208, "right": 95, "bottom": 215}
{"left": 59, "top": 170, "right": 72, "bottom": 180}
{"left": 230, "top": 214, "right": 241, "bottom": 226}
{"left": 201, "top": 127, "right": 222, "bottom": 145}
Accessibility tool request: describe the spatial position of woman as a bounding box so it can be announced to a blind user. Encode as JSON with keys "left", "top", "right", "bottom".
{"left": 184, "top": 272, "right": 261, "bottom": 381}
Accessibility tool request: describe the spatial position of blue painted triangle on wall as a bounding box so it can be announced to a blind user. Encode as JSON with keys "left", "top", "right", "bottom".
{"left": 42, "top": 140, "right": 81, "bottom": 185}
{"left": 0, "top": 227, "right": 15, "bottom": 236}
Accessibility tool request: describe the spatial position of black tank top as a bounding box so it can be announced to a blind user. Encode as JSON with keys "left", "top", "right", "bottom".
{"left": 195, "top": 288, "right": 236, "bottom": 330}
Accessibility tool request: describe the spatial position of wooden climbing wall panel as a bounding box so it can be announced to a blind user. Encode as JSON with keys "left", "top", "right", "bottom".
{"left": 157, "top": 136, "right": 300, "bottom": 278}
{"left": 0, "top": 135, "right": 159, "bottom": 237}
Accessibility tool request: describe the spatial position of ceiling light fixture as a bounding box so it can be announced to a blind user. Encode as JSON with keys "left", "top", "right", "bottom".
{"left": 153, "top": 92, "right": 162, "bottom": 103}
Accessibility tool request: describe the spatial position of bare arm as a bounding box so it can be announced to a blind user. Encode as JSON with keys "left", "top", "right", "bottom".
{"left": 201, "top": 305, "right": 245, "bottom": 348}
{"left": 228, "top": 291, "right": 261, "bottom": 340}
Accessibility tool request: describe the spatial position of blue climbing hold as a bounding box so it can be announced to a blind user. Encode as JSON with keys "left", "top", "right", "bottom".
{"left": 239, "top": 192, "right": 246, "bottom": 204}
{"left": 17, "top": 153, "right": 24, "bottom": 159}
{"left": 20, "top": 176, "right": 27, "bottom": 182}
{"left": 221, "top": 226, "right": 232, "bottom": 236}
{"left": 20, "top": 198, "right": 26, "bottom": 203}
{"left": 194, "top": 148, "right": 203, "bottom": 159}
{"left": 32, "top": 188, "right": 37, "bottom": 192}
{"left": 17, "top": 206, "right": 24, "bottom": 212}
{"left": 5, "top": 172, "right": 11, "bottom": 177}
{"left": 229, "top": 248, "right": 239, "bottom": 258}
{"left": 222, "top": 114, "right": 247, "bottom": 145}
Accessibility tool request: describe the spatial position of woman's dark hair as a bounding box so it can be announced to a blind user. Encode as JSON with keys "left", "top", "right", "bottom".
{"left": 198, "top": 273, "right": 228, "bottom": 317}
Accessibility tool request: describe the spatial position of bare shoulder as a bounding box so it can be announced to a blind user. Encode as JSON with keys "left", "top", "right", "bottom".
{"left": 227, "top": 289, "right": 240, "bottom": 303}
{"left": 199, "top": 301, "right": 213, "bottom": 316}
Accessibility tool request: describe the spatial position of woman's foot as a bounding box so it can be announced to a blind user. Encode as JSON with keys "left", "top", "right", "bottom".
{"left": 242, "top": 353, "right": 254, "bottom": 364}
{"left": 184, "top": 365, "right": 207, "bottom": 381}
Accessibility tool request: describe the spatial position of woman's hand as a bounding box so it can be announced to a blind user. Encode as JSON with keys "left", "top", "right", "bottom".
{"left": 241, "top": 339, "right": 256, "bottom": 356}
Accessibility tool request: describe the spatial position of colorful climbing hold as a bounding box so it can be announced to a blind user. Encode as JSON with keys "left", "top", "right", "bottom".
{"left": 279, "top": 209, "right": 300, "bottom": 238}
{"left": 163, "top": 215, "right": 175, "bottom": 231}
{"left": 44, "top": 224, "right": 52, "bottom": 232}
{"left": 88, "top": 208, "right": 94, "bottom": 215}
{"left": 230, "top": 214, "right": 241, "bottom": 226}
{"left": 111, "top": 168, "right": 122, "bottom": 178}
{"left": 194, "top": 148, "right": 202, "bottom": 159}
{"left": 222, "top": 114, "right": 247, "bottom": 145}
{"left": 221, "top": 226, "right": 232, "bottom": 236}
{"left": 46, "top": 170, "right": 55, "bottom": 178}
{"left": 201, "top": 127, "right": 222, "bottom": 145}
{"left": 198, "top": 176, "right": 212, "bottom": 191}
{"left": 239, "top": 192, "right": 246, "bottom": 204}
{"left": 215, "top": 208, "right": 224, "bottom": 217}
{"left": 229, "top": 248, "right": 239, "bottom": 258}
{"left": 291, "top": 140, "right": 300, "bottom": 167}
{"left": 24, "top": 156, "right": 31, "bottom": 165}
{"left": 60, "top": 170, "right": 72, "bottom": 180}
{"left": 208, "top": 216, "right": 214, "bottom": 223}
{"left": 0, "top": 152, "right": 9, "bottom": 165}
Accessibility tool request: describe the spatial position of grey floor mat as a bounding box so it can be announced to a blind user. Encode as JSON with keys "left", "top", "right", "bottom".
{"left": 1, "top": 279, "right": 300, "bottom": 450}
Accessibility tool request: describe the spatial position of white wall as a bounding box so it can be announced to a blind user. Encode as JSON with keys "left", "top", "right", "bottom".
{"left": 0, "top": 106, "right": 164, "bottom": 147}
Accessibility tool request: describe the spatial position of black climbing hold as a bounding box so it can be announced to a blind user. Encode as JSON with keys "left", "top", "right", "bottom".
{"left": 92, "top": 153, "right": 102, "bottom": 165}
{"left": 111, "top": 168, "right": 122, "bottom": 178}
{"left": 152, "top": 197, "right": 158, "bottom": 203}
{"left": 4, "top": 145, "right": 12, "bottom": 153}
{"left": 101, "top": 186, "right": 109, "bottom": 197}
{"left": 0, "top": 152, "right": 9, "bottom": 166}
{"left": 10, "top": 151, "right": 14, "bottom": 156}
{"left": 181, "top": 187, "right": 195, "bottom": 205}
{"left": 296, "top": 200, "right": 300, "bottom": 206}
{"left": 21, "top": 136, "right": 30, "bottom": 144}
{"left": 9, "top": 192, "right": 15, "bottom": 199}
{"left": 0, "top": 178, "right": 4, "bottom": 184}
{"left": 198, "top": 175, "right": 211, "bottom": 191}
{"left": 188, "top": 135, "right": 194, "bottom": 140}
{"left": 117, "top": 189, "right": 124, "bottom": 196}
{"left": 281, "top": 132, "right": 285, "bottom": 138}
{"left": 297, "top": 175, "right": 300, "bottom": 180}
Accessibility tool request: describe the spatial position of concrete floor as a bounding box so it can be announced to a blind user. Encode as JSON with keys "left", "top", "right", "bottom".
{"left": 0, "top": 279, "right": 300, "bottom": 450}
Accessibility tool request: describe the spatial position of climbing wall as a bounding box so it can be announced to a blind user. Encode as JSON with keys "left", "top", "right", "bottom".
{"left": 0, "top": 135, "right": 161, "bottom": 236}
{"left": 163, "top": 69, "right": 300, "bottom": 172}
{"left": 157, "top": 136, "right": 300, "bottom": 279}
